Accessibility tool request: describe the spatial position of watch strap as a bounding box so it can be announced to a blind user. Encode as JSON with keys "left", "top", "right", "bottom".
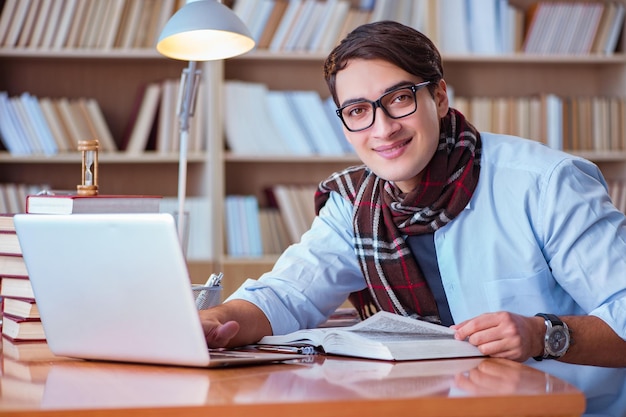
{"left": 534, "top": 313, "right": 565, "bottom": 361}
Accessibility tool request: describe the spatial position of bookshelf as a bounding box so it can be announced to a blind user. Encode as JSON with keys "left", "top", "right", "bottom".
{"left": 1, "top": 0, "right": 626, "bottom": 296}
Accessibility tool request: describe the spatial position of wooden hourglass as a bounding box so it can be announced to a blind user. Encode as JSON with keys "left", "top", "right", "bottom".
{"left": 77, "top": 139, "right": 99, "bottom": 196}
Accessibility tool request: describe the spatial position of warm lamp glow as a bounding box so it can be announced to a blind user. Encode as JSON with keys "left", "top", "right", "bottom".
{"left": 156, "top": 0, "right": 255, "bottom": 61}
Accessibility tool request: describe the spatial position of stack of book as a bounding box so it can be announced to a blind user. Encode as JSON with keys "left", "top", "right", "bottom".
{"left": 0, "top": 214, "right": 46, "bottom": 343}
{"left": 0, "top": 194, "right": 166, "bottom": 343}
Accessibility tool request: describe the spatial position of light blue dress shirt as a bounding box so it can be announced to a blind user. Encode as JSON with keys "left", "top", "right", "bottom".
{"left": 227, "top": 133, "right": 626, "bottom": 338}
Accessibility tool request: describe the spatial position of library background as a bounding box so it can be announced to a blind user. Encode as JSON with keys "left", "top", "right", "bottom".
{"left": 1, "top": 0, "right": 626, "bottom": 299}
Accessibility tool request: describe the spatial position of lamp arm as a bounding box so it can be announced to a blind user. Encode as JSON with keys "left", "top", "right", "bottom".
{"left": 175, "top": 61, "right": 202, "bottom": 246}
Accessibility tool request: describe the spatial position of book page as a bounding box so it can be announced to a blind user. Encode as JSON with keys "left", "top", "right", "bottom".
{"left": 348, "top": 311, "right": 454, "bottom": 338}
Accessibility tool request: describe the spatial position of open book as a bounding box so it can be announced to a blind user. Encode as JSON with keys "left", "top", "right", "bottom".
{"left": 258, "top": 311, "right": 484, "bottom": 361}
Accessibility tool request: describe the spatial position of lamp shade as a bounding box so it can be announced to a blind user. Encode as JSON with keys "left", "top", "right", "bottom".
{"left": 156, "top": 0, "right": 255, "bottom": 61}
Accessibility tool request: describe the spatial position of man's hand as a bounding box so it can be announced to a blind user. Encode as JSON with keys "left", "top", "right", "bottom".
{"left": 199, "top": 312, "right": 240, "bottom": 348}
{"left": 451, "top": 312, "right": 544, "bottom": 362}
{"left": 196, "top": 299, "right": 273, "bottom": 349}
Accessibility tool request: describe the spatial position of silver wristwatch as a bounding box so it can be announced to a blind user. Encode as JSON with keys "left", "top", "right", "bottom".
{"left": 534, "top": 313, "right": 570, "bottom": 361}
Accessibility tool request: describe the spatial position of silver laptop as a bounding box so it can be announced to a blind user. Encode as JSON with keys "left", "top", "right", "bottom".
{"left": 13, "top": 213, "right": 301, "bottom": 368}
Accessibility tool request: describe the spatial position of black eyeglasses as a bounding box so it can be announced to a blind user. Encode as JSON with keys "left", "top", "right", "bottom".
{"left": 335, "top": 81, "right": 431, "bottom": 132}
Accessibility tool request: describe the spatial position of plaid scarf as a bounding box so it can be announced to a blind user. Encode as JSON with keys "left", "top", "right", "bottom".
{"left": 314, "top": 108, "right": 481, "bottom": 323}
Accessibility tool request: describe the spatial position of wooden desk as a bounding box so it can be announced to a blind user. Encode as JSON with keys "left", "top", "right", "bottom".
{"left": 0, "top": 340, "right": 585, "bottom": 417}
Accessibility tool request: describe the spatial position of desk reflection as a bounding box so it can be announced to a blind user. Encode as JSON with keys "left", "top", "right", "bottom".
{"left": 529, "top": 361, "right": 626, "bottom": 417}
{"left": 2, "top": 348, "right": 617, "bottom": 417}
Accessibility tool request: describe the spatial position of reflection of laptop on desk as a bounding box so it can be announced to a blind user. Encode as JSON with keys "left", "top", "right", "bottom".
{"left": 14, "top": 213, "right": 300, "bottom": 368}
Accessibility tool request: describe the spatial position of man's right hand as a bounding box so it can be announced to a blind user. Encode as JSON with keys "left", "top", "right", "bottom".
{"left": 197, "top": 300, "right": 273, "bottom": 348}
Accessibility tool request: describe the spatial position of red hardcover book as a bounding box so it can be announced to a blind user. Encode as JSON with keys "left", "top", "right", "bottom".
{"left": 1, "top": 313, "right": 45, "bottom": 342}
{"left": 25, "top": 194, "right": 162, "bottom": 214}
{"left": 0, "top": 255, "right": 28, "bottom": 278}
{"left": 0, "top": 230, "right": 21, "bottom": 256}
{"left": 1, "top": 276, "right": 34, "bottom": 298}
{"left": 2, "top": 297, "right": 39, "bottom": 319}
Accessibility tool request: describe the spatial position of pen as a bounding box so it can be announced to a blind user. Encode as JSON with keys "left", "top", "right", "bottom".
{"left": 195, "top": 272, "right": 223, "bottom": 309}
{"left": 253, "top": 345, "right": 318, "bottom": 355}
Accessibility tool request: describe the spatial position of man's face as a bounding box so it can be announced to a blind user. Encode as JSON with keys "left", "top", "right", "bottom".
{"left": 335, "top": 59, "right": 449, "bottom": 193}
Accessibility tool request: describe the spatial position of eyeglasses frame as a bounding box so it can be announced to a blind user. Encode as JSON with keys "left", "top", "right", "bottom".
{"left": 335, "top": 81, "right": 432, "bottom": 132}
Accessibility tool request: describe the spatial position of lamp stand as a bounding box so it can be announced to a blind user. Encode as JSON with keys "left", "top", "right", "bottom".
{"left": 176, "top": 60, "right": 201, "bottom": 244}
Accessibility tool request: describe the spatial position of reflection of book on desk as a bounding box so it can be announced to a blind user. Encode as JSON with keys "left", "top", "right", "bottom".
{"left": 1, "top": 338, "right": 59, "bottom": 361}
{"left": 259, "top": 311, "right": 484, "bottom": 361}
{"left": 297, "top": 357, "right": 486, "bottom": 398}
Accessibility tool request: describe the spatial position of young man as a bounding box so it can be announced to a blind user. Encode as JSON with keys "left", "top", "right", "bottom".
{"left": 200, "top": 21, "right": 626, "bottom": 367}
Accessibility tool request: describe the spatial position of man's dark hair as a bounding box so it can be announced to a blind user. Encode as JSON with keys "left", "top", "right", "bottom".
{"left": 323, "top": 21, "right": 444, "bottom": 105}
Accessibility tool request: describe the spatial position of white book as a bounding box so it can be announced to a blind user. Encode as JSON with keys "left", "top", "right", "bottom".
{"left": 269, "top": 0, "right": 302, "bottom": 52}
{"left": 40, "top": 0, "right": 64, "bottom": 48}
{"left": 307, "top": 0, "right": 337, "bottom": 51}
{"left": 51, "top": 0, "right": 78, "bottom": 49}
{"left": 80, "top": 98, "right": 117, "bottom": 152}
{"left": 287, "top": 90, "right": 344, "bottom": 155}
{"left": 0, "top": 92, "right": 28, "bottom": 155}
{"left": 265, "top": 90, "right": 315, "bottom": 155}
{"left": 223, "top": 81, "right": 252, "bottom": 155}
{"left": 28, "top": 0, "right": 52, "bottom": 48}
{"left": 603, "top": 3, "right": 625, "bottom": 54}
{"left": 224, "top": 81, "right": 289, "bottom": 155}
{"left": 157, "top": 78, "right": 178, "bottom": 154}
{"left": 21, "top": 92, "right": 58, "bottom": 155}
{"left": 544, "top": 93, "right": 563, "bottom": 150}
{"left": 467, "top": 0, "right": 499, "bottom": 54}
{"left": 80, "top": 0, "right": 108, "bottom": 48}
{"left": 125, "top": 83, "right": 161, "bottom": 154}
{"left": 10, "top": 96, "right": 43, "bottom": 154}
{"left": 97, "top": 0, "right": 126, "bottom": 49}
{"left": 437, "top": 0, "right": 470, "bottom": 55}
{"left": 244, "top": 195, "right": 263, "bottom": 257}
{"left": 117, "top": 0, "right": 143, "bottom": 49}
{"left": 316, "top": 0, "right": 349, "bottom": 53}
{"left": 0, "top": 0, "right": 18, "bottom": 45}
{"left": 65, "top": 0, "right": 89, "bottom": 48}
{"left": 248, "top": 0, "right": 276, "bottom": 43}
{"left": 282, "top": 0, "right": 316, "bottom": 52}
{"left": 259, "top": 311, "right": 484, "bottom": 361}
{"left": 38, "top": 97, "right": 72, "bottom": 153}
{"left": 2, "top": 0, "right": 31, "bottom": 47}
{"left": 272, "top": 184, "right": 308, "bottom": 244}
{"left": 246, "top": 82, "right": 291, "bottom": 155}
{"left": 16, "top": 0, "right": 40, "bottom": 47}
{"left": 224, "top": 195, "right": 243, "bottom": 257}
{"left": 369, "top": 0, "right": 393, "bottom": 22}
{"left": 292, "top": 0, "right": 325, "bottom": 51}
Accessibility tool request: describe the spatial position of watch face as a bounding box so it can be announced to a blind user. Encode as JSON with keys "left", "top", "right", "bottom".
{"left": 547, "top": 327, "right": 569, "bottom": 355}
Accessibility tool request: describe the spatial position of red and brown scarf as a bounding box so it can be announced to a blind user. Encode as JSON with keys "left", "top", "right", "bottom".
{"left": 314, "top": 108, "right": 481, "bottom": 323}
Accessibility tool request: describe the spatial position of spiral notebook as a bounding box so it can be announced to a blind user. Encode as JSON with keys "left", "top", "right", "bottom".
{"left": 14, "top": 213, "right": 301, "bottom": 368}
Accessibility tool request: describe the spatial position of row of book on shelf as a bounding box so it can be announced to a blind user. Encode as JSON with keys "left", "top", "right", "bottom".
{"left": 224, "top": 81, "right": 352, "bottom": 156}
{"left": 225, "top": 179, "right": 626, "bottom": 258}
{"left": 0, "top": 77, "right": 205, "bottom": 156}
{"left": 452, "top": 94, "right": 626, "bottom": 152}
{"left": 0, "top": 0, "right": 185, "bottom": 50}
{"left": 3, "top": 0, "right": 622, "bottom": 56}
{"left": 225, "top": 184, "right": 318, "bottom": 257}
{"left": 231, "top": 0, "right": 624, "bottom": 56}
{"left": 232, "top": 0, "right": 524, "bottom": 55}
{"left": 226, "top": 80, "right": 626, "bottom": 157}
